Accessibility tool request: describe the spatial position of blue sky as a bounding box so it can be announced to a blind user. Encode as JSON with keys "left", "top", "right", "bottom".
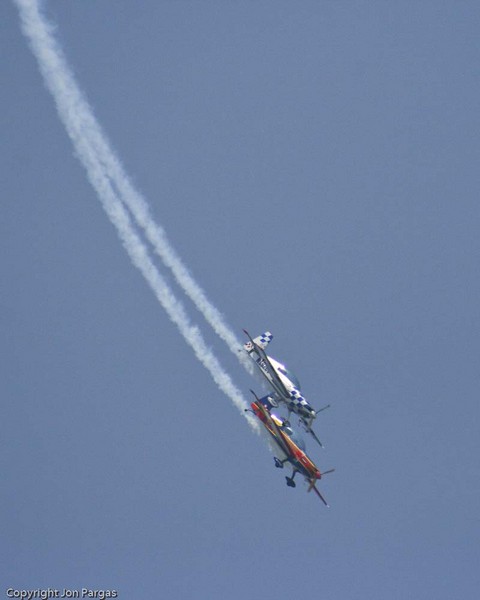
{"left": 2, "top": 2, "right": 480, "bottom": 599}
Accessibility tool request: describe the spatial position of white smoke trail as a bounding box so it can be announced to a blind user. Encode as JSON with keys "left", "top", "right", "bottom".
{"left": 15, "top": 0, "right": 257, "bottom": 430}
{"left": 17, "top": 0, "right": 252, "bottom": 376}
{"left": 106, "top": 172, "right": 255, "bottom": 376}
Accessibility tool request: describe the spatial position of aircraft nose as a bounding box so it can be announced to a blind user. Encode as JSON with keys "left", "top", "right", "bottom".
{"left": 316, "top": 470, "right": 321, "bottom": 479}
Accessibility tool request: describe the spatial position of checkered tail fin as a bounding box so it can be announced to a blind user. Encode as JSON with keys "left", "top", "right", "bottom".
{"left": 252, "top": 331, "right": 273, "bottom": 350}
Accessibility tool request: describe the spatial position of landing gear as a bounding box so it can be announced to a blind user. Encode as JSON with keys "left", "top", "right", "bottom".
{"left": 285, "top": 469, "right": 298, "bottom": 488}
{"left": 282, "top": 410, "right": 292, "bottom": 428}
{"left": 274, "top": 457, "right": 286, "bottom": 469}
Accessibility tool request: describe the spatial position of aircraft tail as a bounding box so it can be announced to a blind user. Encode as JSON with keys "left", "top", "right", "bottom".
{"left": 243, "top": 330, "right": 273, "bottom": 352}
{"left": 255, "top": 392, "right": 279, "bottom": 411}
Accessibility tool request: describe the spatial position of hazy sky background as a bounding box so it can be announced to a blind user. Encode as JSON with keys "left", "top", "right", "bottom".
{"left": 2, "top": 2, "right": 479, "bottom": 599}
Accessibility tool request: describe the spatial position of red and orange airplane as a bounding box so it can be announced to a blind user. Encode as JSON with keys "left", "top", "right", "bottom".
{"left": 248, "top": 391, "right": 334, "bottom": 506}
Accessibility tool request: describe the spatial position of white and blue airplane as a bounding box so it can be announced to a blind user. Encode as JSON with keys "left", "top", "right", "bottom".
{"left": 243, "top": 329, "right": 329, "bottom": 448}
